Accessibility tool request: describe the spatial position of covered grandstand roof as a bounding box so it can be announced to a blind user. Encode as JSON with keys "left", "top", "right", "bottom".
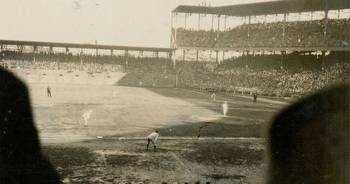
{"left": 173, "top": 0, "right": 350, "bottom": 17}
{"left": 0, "top": 40, "right": 174, "bottom": 52}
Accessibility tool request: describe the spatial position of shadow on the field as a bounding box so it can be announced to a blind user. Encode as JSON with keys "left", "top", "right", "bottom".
{"left": 42, "top": 146, "right": 95, "bottom": 178}
{"left": 116, "top": 72, "right": 175, "bottom": 88}
{"left": 157, "top": 121, "right": 265, "bottom": 138}
{"left": 181, "top": 141, "right": 264, "bottom": 166}
{"left": 108, "top": 120, "right": 266, "bottom": 138}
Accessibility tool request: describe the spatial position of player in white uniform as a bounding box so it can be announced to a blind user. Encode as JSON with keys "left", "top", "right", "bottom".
{"left": 210, "top": 93, "right": 216, "bottom": 101}
{"left": 81, "top": 110, "right": 93, "bottom": 126}
{"left": 147, "top": 130, "right": 159, "bottom": 152}
{"left": 222, "top": 101, "right": 228, "bottom": 117}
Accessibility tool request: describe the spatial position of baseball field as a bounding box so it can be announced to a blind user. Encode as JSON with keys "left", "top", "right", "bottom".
{"left": 17, "top": 69, "right": 290, "bottom": 183}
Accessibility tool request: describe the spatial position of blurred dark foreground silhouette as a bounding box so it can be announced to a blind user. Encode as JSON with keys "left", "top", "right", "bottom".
{"left": 268, "top": 83, "right": 349, "bottom": 184}
{"left": 0, "top": 68, "right": 60, "bottom": 184}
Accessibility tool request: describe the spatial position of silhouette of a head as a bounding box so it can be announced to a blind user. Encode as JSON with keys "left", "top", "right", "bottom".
{"left": 0, "top": 68, "right": 60, "bottom": 183}
{"left": 268, "top": 83, "right": 349, "bottom": 184}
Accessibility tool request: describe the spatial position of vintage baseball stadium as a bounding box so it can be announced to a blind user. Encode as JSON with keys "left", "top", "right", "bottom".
{"left": 0, "top": 0, "right": 349, "bottom": 183}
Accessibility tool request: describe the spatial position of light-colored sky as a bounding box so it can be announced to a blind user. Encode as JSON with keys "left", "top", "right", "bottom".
{"left": 0, "top": 0, "right": 274, "bottom": 47}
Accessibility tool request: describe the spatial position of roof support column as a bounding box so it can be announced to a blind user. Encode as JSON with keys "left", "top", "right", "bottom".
{"left": 80, "top": 49, "right": 84, "bottom": 65}
{"left": 49, "top": 46, "right": 53, "bottom": 54}
{"left": 280, "top": 51, "right": 285, "bottom": 70}
{"left": 95, "top": 40, "right": 98, "bottom": 56}
{"left": 175, "top": 68, "right": 179, "bottom": 88}
{"left": 184, "top": 13, "right": 188, "bottom": 29}
{"left": 211, "top": 15, "right": 214, "bottom": 31}
{"left": 322, "top": 51, "right": 326, "bottom": 71}
{"left": 248, "top": 16, "right": 251, "bottom": 47}
{"left": 224, "top": 15, "right": 227, "bottom": 30}
{"left": 171, "top": 12, "right": 174, "bottom": 30}
{"left": 110, "top": 49, "right": 114, "bottom": 57}
{"left": 32, "top": 46, "right": 38, "bottom": 63}
{"left": 197, "top": 13, "right": 201, "bottom": 30}
{"left": 217, "top": 15, "right": 221, "bottom": 31}
{"left": 182, "top": 49, "right": 186, "bottom": 61}
{"left": 33, "top": 45, "right": 38, "bottom": 53}
{"left": 170, "top": 13, "right": 177, "bottom": 48}
{"left": 33, "top": 46, "right": 37, "bottom": 63}
{"left": 246, "top": 50, "right": 250, "bottom": 69}
{"left": 168, "top": 51, "right": 172, "bottom": 60}
{"left": 17, "top": 45, "right": 23, "bottom": 53}
{"left": 282, "top": 13, "right": 287, "bottom": 47}
{"left": 323, "top": 0, "right": 329, "bottom": 46}
{"left": 172, "top": 50, "right": 176, "bottom": 69}
{"left": 215, "top": 50, "right": 219, "bottom": 63}
{"left": 139, "top": 50, "right": 143, "bottom": 58}
{"left": 32, "top": 53, "right": 35, "bottom": 63}
{"left": 170, "top": 12, "right": 175, "bottom": 48}
{"left": 2, "top": 45, "right": 7, "bottom": 51}
{"left": 310, "top": 11, "right": 313, "bottom": 21}
{"left": 196, "top": 49, "right": 199, "bottom": 62}
{"left": 222, "top": 51, "right": 225, "bottom": 62}
{"left": 125, "top": 50, "right": 129, "bottom": 66}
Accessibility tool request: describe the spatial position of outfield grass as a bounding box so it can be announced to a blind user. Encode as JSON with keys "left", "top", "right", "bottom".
{"left": 25, "top": 83, "right": 287, "bottom": 183}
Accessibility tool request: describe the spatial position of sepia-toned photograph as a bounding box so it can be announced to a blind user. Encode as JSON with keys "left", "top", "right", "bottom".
{"left": 0, "top": 0, "right": 349, "bottom": 183}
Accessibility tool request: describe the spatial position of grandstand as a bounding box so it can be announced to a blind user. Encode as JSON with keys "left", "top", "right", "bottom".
{"left": 171, "top": 0, "right": 350, "bottom": 62}
{"left": 0, "top": 40, "right": 175, "bottom": 86}
{"left": 1, "top": 1, "right": 349, "bottom": 97}
{"left": 168, "top": 0, "right": 350, "bottom": 97}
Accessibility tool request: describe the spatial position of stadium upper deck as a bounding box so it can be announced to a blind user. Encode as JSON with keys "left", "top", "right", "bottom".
{"left": 170, "top": 0, "right": 350, "bottom": 55}
{"left": 173, "top": 0, "right": 350, "bottom": 17}
{"left": 0, "top": 39, "right": 175, "bottom": 60}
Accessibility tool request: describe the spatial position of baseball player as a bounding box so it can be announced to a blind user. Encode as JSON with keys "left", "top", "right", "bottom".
{"left": 147, "top": 130, "right": 159, "bottom": 152}
{"left": 222, "top": 101, "right": 228, "bottom": 117}
{"left": 81, "top": 110, "right": 93, "bottom": 126}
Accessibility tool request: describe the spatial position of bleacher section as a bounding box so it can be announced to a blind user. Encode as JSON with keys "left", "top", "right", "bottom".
{"left": 175, "top": 19, "right": 350, "bottom": 48}
{"left": 1, "top": 51, "right": 349, "bottom": 97}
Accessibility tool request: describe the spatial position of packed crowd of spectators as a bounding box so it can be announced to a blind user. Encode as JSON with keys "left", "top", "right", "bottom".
{"left": 1, "top": 59, "right": 123, "bottom": 74}
{"left": 175, "top": 28, "right": 218, "bottom": 47}
{"left": 1, "top": 51, "right": 349, "bottom": 97}
{"left": 175, "top": 18, "right": 350, "bottom": 48}
{"left": 176, "top": 60, "right": 350, "bottom": 97}
{"left": 0, "top": 51, "right": 175, "bottom": 87}
{"left": 0, "top": 51, "right": 124, "bottom": 73}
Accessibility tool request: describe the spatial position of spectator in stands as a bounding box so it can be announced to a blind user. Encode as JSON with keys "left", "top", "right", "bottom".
{"left": 175, "top": 18, "right": 350, "bottom": 48}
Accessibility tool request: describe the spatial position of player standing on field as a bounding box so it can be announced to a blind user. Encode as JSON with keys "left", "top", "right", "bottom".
{"left": 210, "top": 93, "right": 216, "bottom": 101}
{"left": 253, "top": 92, "right": 258, "bottom": 103}
{"left": 47, "top": 86, "right": 52, "bottom": 97}
{"left": 146, "top": 130, "right": 159, "bottom": 152}
{"left": 82, "top": 110, "right": 93, "bottom": 127}
{"left": 222, "top": 101, "right": 228, "bottom": 117}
